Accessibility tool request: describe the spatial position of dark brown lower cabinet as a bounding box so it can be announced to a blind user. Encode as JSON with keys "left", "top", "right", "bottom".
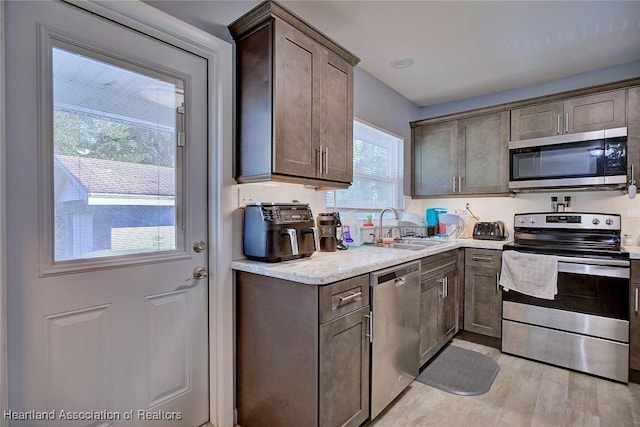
{"left": 236, "top": 271, "right": 370, "bottom": 427}
{"left": 630, "top": 262, "right": 640, "bottom": 383}
{"left": 464, "top": 248, "right": 502, "bottom": 338}
{"left": 419, "top": 250, "right": 459, "bottom": 366}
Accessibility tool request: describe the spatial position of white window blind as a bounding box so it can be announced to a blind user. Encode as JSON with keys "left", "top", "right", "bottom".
{"left": 327, "top": 120, "right": 404, "bottom": 210}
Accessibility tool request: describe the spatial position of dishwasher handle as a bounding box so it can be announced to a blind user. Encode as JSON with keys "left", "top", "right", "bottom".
{"left": 370, "top": 261, "right": 421, "bottom": 286}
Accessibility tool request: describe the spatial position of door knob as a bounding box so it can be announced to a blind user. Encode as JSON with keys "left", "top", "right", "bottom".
{"left": 192, "top": 266, "right": 208, "bottom": 279}
{"left": 193, "top": 240, "right": 206, "bottom": 253}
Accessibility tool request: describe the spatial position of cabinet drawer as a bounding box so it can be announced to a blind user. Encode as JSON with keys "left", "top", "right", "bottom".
{"left": 320, "top": 275, "right": 369, "bottom": 323}
{"left": 465, "top": 248, "right": 502, "bottom": 269}
{"left": 631, "top": 260, "right": 640, "bottom": 283}
{"left": 421, "top": 250, "right": 458, "bottom": 281}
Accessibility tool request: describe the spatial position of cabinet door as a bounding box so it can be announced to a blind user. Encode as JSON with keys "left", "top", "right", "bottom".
{"left": 319, "top": 306, "right": 370, "bottom": 427}
{"left": 464, "top": 266, "right": 502, "bottom": 338}
{"left": 439, "top": 268, "right": 458, "bottom": 341}
{"left": 631, "top": 283, "right": 640, "bottom": 372}
{"left": 628, "top": 87, "right": 640, "bottom": 184}
{"left": 413, "top": 121, "right": 458, "bottom": 196}
{"left": 274, "top": 20, "right": 322, "bottom": 178}
{"left": 511, "top": 101, "right": 564, "bottom": 140}
{"left": 320, "top": 51, "right": 353, "bottom": 183}
{"left": 419, "top": 276, "right": 440, "bottom": 365}
{"left": 458, "top": 111, "right": 510, "bottom": 194}
{"left": 565, "top": 90, "right": 627, "bottom": 134}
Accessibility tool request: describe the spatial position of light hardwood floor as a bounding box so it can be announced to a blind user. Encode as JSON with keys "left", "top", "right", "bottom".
{"left": 370, "top": 338, "right": 640, "bottom": 427}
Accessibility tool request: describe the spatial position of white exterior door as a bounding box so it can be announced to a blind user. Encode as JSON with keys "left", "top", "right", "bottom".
{"left": 5, "top": 1, "right": 209, "bottom": 425}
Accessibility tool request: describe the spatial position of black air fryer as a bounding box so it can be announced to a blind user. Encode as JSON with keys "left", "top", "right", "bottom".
{"left": 243, "top": 203, "right": 318, "bottom": 262}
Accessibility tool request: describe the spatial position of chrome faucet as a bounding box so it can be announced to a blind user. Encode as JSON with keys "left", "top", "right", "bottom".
{"left": 378, "top": 208, "right": 399, "bottom": 243}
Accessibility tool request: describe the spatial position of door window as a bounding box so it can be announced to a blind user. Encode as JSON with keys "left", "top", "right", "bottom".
{"left": 50, "top": 42, "right": 185, "bottom": 263}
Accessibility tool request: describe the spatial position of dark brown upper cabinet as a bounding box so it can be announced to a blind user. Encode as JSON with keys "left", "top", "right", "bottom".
{"left": 511, "top": 89, "right": 627, "bottom": 140}
{"left": 229, "top": 1, "right": 360, "bottom": 188}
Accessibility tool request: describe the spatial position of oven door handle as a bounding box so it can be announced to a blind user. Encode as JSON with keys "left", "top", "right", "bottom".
{"left": 555, "top": 256, "right": 630, "bottom": 267}
{"left": 557, "top": 261, "right": 630, "bottom": 279}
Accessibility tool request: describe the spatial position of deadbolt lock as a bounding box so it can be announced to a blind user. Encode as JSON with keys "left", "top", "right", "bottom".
{"left": 193, "top": 240, "right": 206, "bottom": 253}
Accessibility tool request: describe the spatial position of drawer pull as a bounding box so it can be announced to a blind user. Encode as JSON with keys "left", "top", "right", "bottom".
{"left": 339, "top": 291, "right": 362, "bottom": 303}
{"left": 496, "top": 272, "right": 500, "bottom": 292}
{"left": 472, "top": 256, "right": 493, "bottom": 262}
{"left": 636, "top": 287, "right": 639, "bottom": 313}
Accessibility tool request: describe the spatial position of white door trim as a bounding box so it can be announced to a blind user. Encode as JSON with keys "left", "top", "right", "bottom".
{"left": 0, "top": 1, "right": 234, "bottom": 426}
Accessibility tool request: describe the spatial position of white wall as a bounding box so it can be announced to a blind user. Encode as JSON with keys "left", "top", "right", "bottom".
{"left": 231, "top": 183, "right": 328, "bottom": 260}
{"left": 405, "top": 190, "right": 640, "bottom": 240}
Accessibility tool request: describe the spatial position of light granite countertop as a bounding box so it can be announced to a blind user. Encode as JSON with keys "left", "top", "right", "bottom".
{"left": 622, "top": 245, "right": 640, "bottom": 260}
{"left": 231, "top": 238, "right": 510, "bottom": 285}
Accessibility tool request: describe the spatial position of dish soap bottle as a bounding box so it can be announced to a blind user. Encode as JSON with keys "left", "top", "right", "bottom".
{"left": 342, "top": 213, "right": 361, "bottom": 247}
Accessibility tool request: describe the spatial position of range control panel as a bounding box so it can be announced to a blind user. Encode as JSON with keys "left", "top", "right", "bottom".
{"left": 514, "top": 212, "right": 621, "bottom": 231}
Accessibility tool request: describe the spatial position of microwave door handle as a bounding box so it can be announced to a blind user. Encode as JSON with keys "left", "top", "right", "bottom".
{"left": 283, "top": 228, "right": 299, "bottom": 255}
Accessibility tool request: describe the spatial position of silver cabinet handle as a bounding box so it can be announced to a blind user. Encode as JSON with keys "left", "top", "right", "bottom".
{"left": 472, "top": 256, "right": 493, "bottom": 262}
{"left": 325, "top": 147, "right": 329, "bottom": 174}
{"left": 339, "top": 291, "right": 362, "bottom": 303}
{"left": 636, "top": 287, "right": 639, "bottom": 313}
{"left": 365, "top": 312, "right": 373, "bottom": 343}
{"left": 452, "top": 177, "right": 456, "bottom": 192}
{"left": 438, "top": 277, "right": 445, "bottom": 297}
{"left": 565, "top": 112, "right": 569, "bottom": 134}
{"left": 557, "top": 114, "right": 561, "bottom": 135}
{"left": 496, "top": 272, "right": 500, "bottom": 292}
{"left": 318, "top": 145, "right": 323, "bottom": 175}
{"left": 458, "top": 176, "right": 462, "bottom": 192}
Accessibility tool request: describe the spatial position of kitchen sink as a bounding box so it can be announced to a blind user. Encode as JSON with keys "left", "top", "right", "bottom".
{"left": 373, "top": 243, "right": 425, "bottom": 250}
{"left": 372, "top": 240, "right": 446, "bottom": 250}
{"left": 398, "top": 239, "right": 447, "bottom": 246}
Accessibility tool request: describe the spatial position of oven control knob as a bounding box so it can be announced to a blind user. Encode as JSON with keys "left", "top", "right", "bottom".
{"left": 529, "top": 217, "right": 537, "bottom": 224}
{"left": 518, "top": 217, "right": 526, "bottom": 224}
{"left": 605, "top": 218, "right": 613, "bottom": 226}
{"left": 592, "top": 218, "right": 600, "bottom": 225}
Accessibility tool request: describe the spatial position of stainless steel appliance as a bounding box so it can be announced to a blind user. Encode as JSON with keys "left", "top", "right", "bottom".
{"left": 316, "top": 212, "right": 340, "bottom": 252}
{"left": 472, "top": 221, "right": 507, "bottom": 240}
{"left": 242, "top": 203, "right": 317, "bottom": 262}
{"left": 502, "top": 212, "right": 630, "bottom": 382}
{"left": 369, "top": 261, "right": 421, "bottom": 419}
{"left": 509, "top": 127, "right": 627, "bottom": 191}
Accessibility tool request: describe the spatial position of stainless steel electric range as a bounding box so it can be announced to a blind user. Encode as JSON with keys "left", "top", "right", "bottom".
{"left": 502, "top": 212, "right": 630, "bottom": 382}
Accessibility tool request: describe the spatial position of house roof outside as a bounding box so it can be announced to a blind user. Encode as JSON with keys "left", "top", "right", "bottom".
{"left": 55, "top": 154, "right": 175, "bottom": 197}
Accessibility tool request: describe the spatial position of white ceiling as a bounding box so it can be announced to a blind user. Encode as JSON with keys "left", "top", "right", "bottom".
{"left": 146, "top": 0, "right": 640, "bottom": 108}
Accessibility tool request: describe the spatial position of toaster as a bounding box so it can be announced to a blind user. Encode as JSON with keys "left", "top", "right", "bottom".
{"left": 472, "top": 221, "right": 507, "bottom": 240}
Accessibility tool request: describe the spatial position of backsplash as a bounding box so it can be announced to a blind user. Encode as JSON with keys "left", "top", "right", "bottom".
{"left": 231, "top": 182, "right": 328, "bottom": 260}
{"left": 231, "top": 184, "right": 640, "bottom": 260}
{"left": 407, "top": 190, "right": 640, "bottom": 239}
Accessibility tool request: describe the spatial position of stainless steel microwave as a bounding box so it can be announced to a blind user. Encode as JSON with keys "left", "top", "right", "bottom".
{"left": 508, "top": 127, "right": 627, "bottom": 192}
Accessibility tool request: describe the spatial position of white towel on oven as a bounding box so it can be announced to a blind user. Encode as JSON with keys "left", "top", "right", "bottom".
{"left": 499, "top": 251, "right": 558, "bottom": 300}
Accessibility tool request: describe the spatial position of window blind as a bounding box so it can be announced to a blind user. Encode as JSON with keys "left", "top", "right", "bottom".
{"left": 327, "top": 120, "right": 404, "bottom": 210}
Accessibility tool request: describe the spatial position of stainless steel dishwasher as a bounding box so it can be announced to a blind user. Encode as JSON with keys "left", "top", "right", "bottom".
{"left": 369, "top": 260, "right": 421, "bottom": 420}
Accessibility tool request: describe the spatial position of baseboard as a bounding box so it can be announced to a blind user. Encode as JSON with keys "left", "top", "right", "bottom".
{"left": 629, "top": 368, "right": 640, "bottom": 384}
{"left": 455, "top": 330, "right": 501, "bottom": 350}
